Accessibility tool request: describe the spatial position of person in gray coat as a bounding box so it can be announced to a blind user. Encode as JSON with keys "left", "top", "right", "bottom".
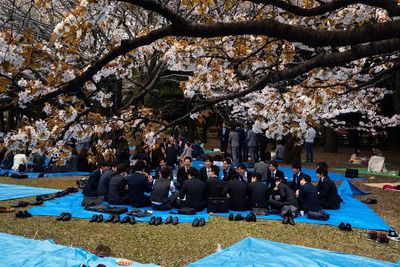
{"left": 247, "top": 127, "right": 257, "bottom": 163}
{"left": 254, "top": 159, "right": 269, "bottom": 183}
{"left": 228, "top": 127, "right": 240, "bottom": 165}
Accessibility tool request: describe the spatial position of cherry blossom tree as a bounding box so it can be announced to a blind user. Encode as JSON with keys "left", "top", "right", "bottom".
{"left": 1, "top": 0, "right": 400, "bottom": 161}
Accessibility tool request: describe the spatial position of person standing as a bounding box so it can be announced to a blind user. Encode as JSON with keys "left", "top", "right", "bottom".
{"left": 304, "top": 126, "right": 317, "bottom": 163}
{"left": 218, "top": 123, "right": 230, "bottom": 155}
{"left": 228, "top": 128, "right": 240, "bottom": 166}
{"left": 247, "top": 125, "right": 257, "bottom": 163}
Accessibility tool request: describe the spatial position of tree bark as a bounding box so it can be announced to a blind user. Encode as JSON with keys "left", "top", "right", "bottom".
{"left": 284, "top": 134, "right": 302, "bottom": 164}
{"left": 324, "top": 127, "right": 338, "bottom": 152}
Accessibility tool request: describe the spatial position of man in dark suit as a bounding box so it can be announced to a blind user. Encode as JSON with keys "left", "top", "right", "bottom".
{"left": 83, "top": 162, "right": 109, "bottom": 197}
{"left": 236, "top": 163, "right": 252, "bottom": 183}
{"left": 248, "top": 172, "right": 269, "bottom": 209}
{"left": 97, "top": 162, "right": 117, "bottom": 196}
{"left": 151, "top": 166, "right": 178, "bottom": 210}
{"left": 206, "top": 166, "right": 226, "bottom": 198}
{"left": 199, "top": 157, "right": 220, "bottom": 182}
{"left": 218, "top": 123, "right": 230, "bottom": 155}
{"left": 290, "top": 163, "right": 311, "bottom": 191}
{"left": 268, "top": 177, "right": 299, "bottom": 210}
{"left": 127, "top": 160, "right": 153, "bottom": 207}
{"left": 266, "top": 160, "right": 284, "bottom": 190}
{"left": 165, "top": 140, "right": 179, "bottom": 168}
{"left": 223, "top": 174, "right": 248, "bottom": 211}
{"left": 317, "top": 168, "right": 342, "bottom": 210}
{"left": 296, "top": 175, "right": 320, "bottom": 212}
{"left": 222, "top": 157, "right": 236, "bottom": 182}
{"left": 179, "top": 168, "right": 207, "bottom": 211}
{"left": 177, "top": 156, "right": 196, "bottom": 189}
{"left": 107, "top": 164, "right": 129, "bottom": 205}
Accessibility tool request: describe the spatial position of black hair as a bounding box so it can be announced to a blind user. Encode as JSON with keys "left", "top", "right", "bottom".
{"left": 291, "top": 163, "right": 301, "bottom": 170}
{"left": 160, "top": 166, "right": 171, "bottom": 179}
{"left": 184, "top": 156, "right": 192, "bottom": 162}
{"left": 237, "top": 164, "right": 247, "bottom": 171}
{"left": 301, "top": 175, "right": 312, "bottom": 183}
{"left": 117, "top": 163, "right": 127, "bottom": 173}
{"left": 188, "top": 168, "right": 198, "bottom": 177}
{"left": 211, "top": 166, "right": 219, "bottom": 176}
{"left": 224, "top": 157, "right": 232, "bottom": 165}
{"left": 276, "top": 177, "right": 287, "bottom": 184}
{"left": 270, "top": 160, "right": 278, "bottom": 168}
{"left": 252, "top": 172, "right": 262, "bottom": 181}
{"left": 135, "top": 160, "right": 146, "bottom": 171}
{"left": 316, "top": 168, "right": 328, "bottom": 177}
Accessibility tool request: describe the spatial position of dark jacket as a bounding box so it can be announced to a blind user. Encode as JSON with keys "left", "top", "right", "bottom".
{"left": 151, "top": 177, "right": 171, "bottom": 204}
{"left": 83, "top": 169, "right": 103, "bottom": 197}
{"left": 223, "top": 167, "right": 237, "bottom": 182}
{"left": 177, "top": 166, "right": 196, "bottom": 186}
{"left": 223, "top": 178, "right": 248, "bottom": 211}
{"left": 290, "top": 171, "right": 311, "bottom": 191}
{"left": 165, "top": 145, "right": 179, "bottom": 166}
{"left": 277, "top": 183, "right": 298, "bottom": 208}
{"left": 317, "top": 177, "right": 342, "bottom": 210}
{"left": 267, "top": 169, "right": 285, "bottom": 189}
{"left": 206, "top": 176, "right": 226, "bottom": 198}
{"left": 97, "top": 170, "right": 116, "bottom": 196}
{"left": 199, "top": 166, "right": 220, "bottom": 182}
{"left": 248, "top": 181, "right": 269, "bottom": 208}
{"left": 127, "top": 171, "right": 153, "bottom": 207}
{"left": 179, "top": 177, "right": 207, "bottom": 211}
{"left": 298, "top": 183, "right": 320, "bottom": 212}
{"left": 218, "top": 128, "right": 230, "bottom": 142}
{"left": 107, "top": 174, "right": 128, "bottom": 204}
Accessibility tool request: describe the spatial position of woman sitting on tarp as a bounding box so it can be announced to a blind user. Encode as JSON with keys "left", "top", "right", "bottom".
{"left": 316, "top": 168, "right": 342, "bottom": 210}
{"left": 348, "top": 149, "right": 368, "bottom": 165}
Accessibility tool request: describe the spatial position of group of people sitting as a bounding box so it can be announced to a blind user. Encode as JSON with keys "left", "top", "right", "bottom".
{"left": 82, "top": 155, "right": 342, "bottom": 215}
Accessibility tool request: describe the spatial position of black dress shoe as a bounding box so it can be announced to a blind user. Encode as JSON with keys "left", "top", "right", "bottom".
{"left": 155, "top": 217, "right": 162, "bottom": 225}
{"left": 105, "top": 214, "right": 115, "bottom": 223}
{"left": 165, "top": 216, "right": 173, "bottom": 224}
{"left": 129, "top": 217, "right": 136, "bottom": 225}
{"left": 149, "top": 216, "right": 156, "bottom": 225}
{"left": 62, "top": 213, "right": 71, "bottom": 221}
{"left": 288, "top": 217, "right": 295, "bottom": 226}
{"left": 234, "top": 214, "right": 244, "bottom": 221}
{"left": 198, "top": 218, "right": 206, "bottom": 227}
{"left": 172, "top": 216, "right": 179, "bottom": 225}
{"left": 57, "top": 212, "right": 66, "bottom": 221}
{"left": 112, "top": 215, "right": 120, "bottom": 223}
{"left": 121, "top": 216, "right": 130, "bottom": 224}
{"left": 97, "top": 214, "right": 104, "bottom": 223}
{"left": 192, "top": 218, "right": 199, "bottom": 227}
{"left": 228, "top": 213, "right": 234, "bottom": 221}
{"left": 245, "top": 214, "right": 253, "bottom": 222}
{"left": 251, "top": 214, "right": 257, "bottom": 222}
{"left": 15, "top": 211, "right": 24, "bottom": 218}
{"left": 345, "top": 223, "right": 352, "bottom": 231}
{"left": 338, "top": 222, "right": 346, "bottom": 231}
{"left": 90, "top": 215, "right": 98, "bottom": 222}
{"left": 282, "top": 217, "right": 289, "bottom": 224}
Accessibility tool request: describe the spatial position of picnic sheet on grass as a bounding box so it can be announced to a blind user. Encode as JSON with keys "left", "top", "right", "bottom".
{"left": 192, "top": 160, "right": 366, "bottom": 182}
{"left": 0, "top": 168, "right": 90, "bottom": 178}
{"left": 29, "top": 182, "right": 389, "bottom": 230}
{"left": 0, "top": 184, "right": 60, "bottom": 201}
{"left": 29, "top": 192, "right": 210, "bottom": 223}
{"left": 211, "top": 181, "right": 389, "bottom": 231}
{"left": 0, "top": 233, "right": 157, "bottom": 267}
{"left": 333, "top": 167, "right": 400, "bottom": 178}
{"left": 187, "top": 237, "right": 398, "bottom": 267}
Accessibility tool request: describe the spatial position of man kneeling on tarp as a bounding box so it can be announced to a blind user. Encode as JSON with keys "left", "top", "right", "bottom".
{"left": 151, "top": 166, "right": 178, "bottom": 210}
{"left": 296, "top": 176, "right": 320, "bottom": 212}
{"left": 178, "top": 168, "right": 207, "bottom": 211}
{"left": 268, "top": 177, "right": 299, "bottom": 211}
{"left": 316, "top": 168, "right": 342, "bottom": 210}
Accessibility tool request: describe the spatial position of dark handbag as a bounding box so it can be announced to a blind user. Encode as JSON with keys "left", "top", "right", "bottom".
{"left": 81, "top": 196, "right": 104, "bottom": 207}
{"left": 307, "top": 210, "right": 330, "bottom": 221}
{"left": 85, "top": 204, "right": 128, "bottom": 215}
{"left": 207, "top": 197, "right": 229, "bottom": 213}
{"left": 345, "top": 168, "right": 358, "bottom": 178}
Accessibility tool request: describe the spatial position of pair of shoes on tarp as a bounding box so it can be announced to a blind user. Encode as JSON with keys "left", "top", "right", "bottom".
{"left": 282, "top": 216, "right": 295, "bottom": 225}
{"left": 165, "top": 216, "right": 179, "bottom": 225}
{"left": 368, "top": 231, "right": 390, "bottom": 243}
{"left": 11, "top": 199, "right": 43, "bottom": 208}
{"left": 338, "top": 222, "right": 352, "bottom": 231}
{"left": 105, "top": 214, "right": 121, "bottom": 223}
{"left": 192, "top": 218, "right": 206, "bottom": 227}
{"left": 15, "top": 210, "right": 32, "bottom": 219}
{"left": 89, "top": 214, "right": 104, "bottom": 223}
{"left": 120, "top": 216, "right": 136, "bottom": 224}
{"left": 56, "top": 212, "right": 71, "bottom": 221}
{"left": 149, "top": 216, "right": 162, "bottom": 225}
{"left": 245, "top": 213, "right": 257, "bottom": 222}
{"left": 127, "top": 209, "right": 153, "bottom": 217}
{"left": 228, "top": 213, "right": 245, "bottom": 221}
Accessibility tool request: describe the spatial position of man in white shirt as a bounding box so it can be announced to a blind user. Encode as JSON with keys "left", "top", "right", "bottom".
{"left": 304, "top": 126, "right": 317, "bottom": 163}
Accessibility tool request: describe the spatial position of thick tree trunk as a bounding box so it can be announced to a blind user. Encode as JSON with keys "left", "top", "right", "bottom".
{"left": 348, "top": 130, "right": 360, "bottom": 148}
{"left": 324, "top": 127, "right": 338, "bottom": 152}
{"left": 284, "top": 134, "right": 302, "bottom": 165}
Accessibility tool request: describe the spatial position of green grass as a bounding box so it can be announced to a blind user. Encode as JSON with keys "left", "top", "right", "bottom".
{"left": 0, "top": 175, "right": 400, "bottom": 266}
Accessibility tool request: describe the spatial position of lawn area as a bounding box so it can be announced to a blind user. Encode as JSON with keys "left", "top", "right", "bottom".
{"left": 0, "top": 146, "right": 399, "bottom": 266}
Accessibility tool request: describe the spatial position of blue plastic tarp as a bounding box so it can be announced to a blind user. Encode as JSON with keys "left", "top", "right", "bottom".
{"left": 212, "top": 181, "right": 389, "bottom": 231}
{"left": 191, "top": 160, "right": 366, "bottom": 182}
{"left": 0, "top": 184, "right": 60, "bottom": 201}
{"left": 0, "top": 168, "right": 90, "bottom": 178}
{"left": 0, "top": 233, "right": 158, "bottom": 267}
{"left": 187, "top": 237, "right": 398, "bottom": 267}
{"left": 29, "top": 192, "right": 209, "bottom": 223}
